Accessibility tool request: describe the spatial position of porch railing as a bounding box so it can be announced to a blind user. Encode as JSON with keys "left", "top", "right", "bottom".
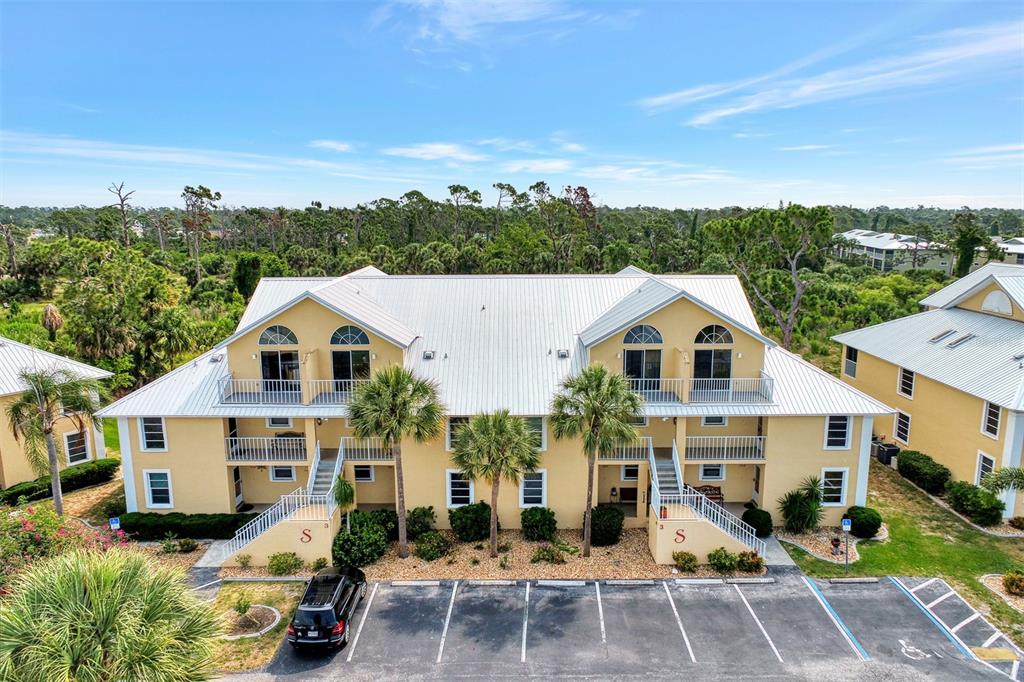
{"left": 339, "top": 436, "right": 392, "bottom": 461}
{"left": 683, "top": 436, "right": 766, "bottom": 461}
{"left": 225, "top": 436, "right": 307, "bottom": 462}
{"left": 218, "top": 376, "right": 302, "bottom": 405}
{"left": 223, "top": 487, "right": 335, "bottom": 557}
{"left": 679, "top": 485, "right": 766, "bottom": 556}
{"left": 628, "top": 374, "right": 774, "bottom": 404}
{"left": 599, "top": 436, "right": 653, "bottom": 460}
{"left": 308, "top": 379, "right": 369, "bottom": 405}
{"left": 306, "top": 440, "right": 322, "bottom": 494}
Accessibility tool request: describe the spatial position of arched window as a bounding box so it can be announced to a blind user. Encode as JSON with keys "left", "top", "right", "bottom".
{"left": 331, "top": 325, "right": 370, "bottom": 345}
{"left": 695, "top": 325, "right": 733, "bottom": 344}
{"left": 623, "top": 325, "right": 663, "bottom": 344}
{"left": 981, "top": 290, "right": 1012, "bottom": 315}
{"left": 258, "top": 325, "right": 298, "bottom": 345}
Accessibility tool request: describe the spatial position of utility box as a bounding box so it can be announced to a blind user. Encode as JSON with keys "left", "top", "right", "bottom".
{"left": 876, "top": 443, "right": 900, "bottom": 466}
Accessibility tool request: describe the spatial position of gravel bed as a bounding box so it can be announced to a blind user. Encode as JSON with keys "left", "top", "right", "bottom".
{"left": 128, "top": 542, "right": 211, "bottom": 572}
{"left": 776, "top": 527, "right": 861, "bottom": 564}
{"left": 982, "top": 574, "right": 1024, "bottom": 613}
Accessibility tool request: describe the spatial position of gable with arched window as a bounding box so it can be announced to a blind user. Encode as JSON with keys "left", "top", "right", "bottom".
{"left": 623, "top": 325, "right": 663, "bottom": 344}
{"left": 695, "top": 325, "right": 733, "bottom": 345}
{"left": 258, "top": 325, "right": 298, "bottom": 345}
{"left": 622, "top": 325, "right": 662, "bottom": 389}
{"left": 981, "top": 290, "right": 1012, "bottom": 315}
{"left": 331, "top": 325, "right": 370, "bottom": 345}
{"left": 693, "top": 325, "right": 733, "bottom": 392}
{"left": 330, "top": 325, "right": 371, "bottom": 390}
{"left": 257, "top": 325, "right": 300, "bottom": 398}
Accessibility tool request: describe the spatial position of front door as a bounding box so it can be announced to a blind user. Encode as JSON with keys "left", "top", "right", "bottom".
{"left": 623, "top": 349, "right": 662, "bottom": 391}
{"left": 332, "top": 350, "right": 371, "bottom": 392}
{"left": 260, "top": 351, "right": 301, "bottom": 399}
{"left": 752, "top": 465, "right": 761, "bottom": 503}
{"left": 232, "top": 466, "right": 244, "bottom": 508}
{"left": 693, "top": 349, "right": 732, "bottom": 392}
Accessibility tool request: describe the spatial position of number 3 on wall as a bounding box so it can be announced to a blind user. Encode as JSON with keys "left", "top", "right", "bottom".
{"left": 674, "top": 529, "right": 686, "bottom": 544}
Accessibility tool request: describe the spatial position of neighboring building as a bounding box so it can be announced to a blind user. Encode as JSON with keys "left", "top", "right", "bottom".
{"left": 996, "top": 237, "right": 1024, "bottom": 266}
{"left": 99, "top": 266, "right": 891, "bottom": 566}
{"left": 835, "top": 229, "right": 952, "bottom": 274}
{"left": 833, "top": 263, "right": 1024, "bottom": 517}
{"left": 0, "top": 336, "right": 111, "bottom": 489}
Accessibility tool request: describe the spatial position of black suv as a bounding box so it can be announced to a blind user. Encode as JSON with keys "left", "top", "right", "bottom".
{"left": 287, "top": 567, "right": 367, "bottom": 649}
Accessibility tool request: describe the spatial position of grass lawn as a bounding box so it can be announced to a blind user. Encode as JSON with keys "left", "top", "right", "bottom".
{"left": 212, "top": 582, "right": 304, "bottom": 672}
{"left": 100, "top": 418, "right": 120, "bottom": 455}
{"left": 785, "top": 460, "right": 1024, "bottom": 644}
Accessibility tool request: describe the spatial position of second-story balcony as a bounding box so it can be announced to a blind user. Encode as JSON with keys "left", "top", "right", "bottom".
{"left": 218, "top": 374, "right": 368, "bottom": 406}
{"left": 627, "top": 373, "right": 774, "bottom": 404}
{"left": 339, "top": 436, "right": 393, "bottom": 461}
{"left": 682, "top": 436, "right": 766, "bottom": 461}
{"left": 225, "top": 436, "right": 308, "bottom": 462}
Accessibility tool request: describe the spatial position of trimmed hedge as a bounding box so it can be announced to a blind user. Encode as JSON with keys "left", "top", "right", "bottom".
{"left": 521, "top": 506, "right": 557, "bottom": 541}
{"left": 413, "top": 530, "right": 451, "bottom": 561}
{"left": 588, "top": 504, "right": 625, "bottom": 546}
{"left": 119, "top": 512, "right": 257, "bottom": 540}
{"left": 741, "top": 508, "right": 773, "bottom": 538}
{"left": 945, "top": 480, "right": 1004, "bottom": 527}
{"left": 332, "top": 524, "right": 388, "bottom": 567}
{"left": 0, "top": 458, "right": 120, "bottom": 505}
{"left": 847, "top": 506, "right": 883, "bottom": 539}
{"left": 896, "top": 450, "right": 951, "bottom": 495}
{"left": 449, "top": 502, "right": 493, "bottom": 542}
{"left": 406, "top": 506, "right": 435, "bottom": 541}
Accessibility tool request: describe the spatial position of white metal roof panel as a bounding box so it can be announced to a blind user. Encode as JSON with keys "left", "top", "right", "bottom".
{"left": 236, "top": 278, "right": 333, "bottom": 330}
{"left": 0, "top": 336, "right": 111, "bottom": 397}
{"left": 839, "top": 229, "right": 945, "bottom": 251}
{"left": 919, "top": 263, "right": 1024, "bottom": 310}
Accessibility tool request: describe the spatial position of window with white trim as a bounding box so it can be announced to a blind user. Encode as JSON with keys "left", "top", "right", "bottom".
{"left": 621, "top": 464, "right": 639, "bottom": 481}
{"left": 627, "top": 414, "right": 648, "bottom": 427}
{"left": 898, "top": 368, "right": 915, "bottom": 398}
{"left": 843, "top": 347, "right": 858, "bottom": 378}
{"left": 821, "top": 468, "right": 847, "bottom": 506}
{"left": 144, "top": 470, "right": 173, "bottom": 508}
{"left": 520, "top": 470, "right": 547, "bottom": 507}
{"left": 524, "top": 417, "right": 547, "bottom": 451}
{"left": 139, "top": 417, "right": 167, "bottom": 451}
{"left": 699, "top": 463, "right": 725, "bottom": 481}
{"left": 824, "top": 416, "right": 851, "bottom": 449}
{"left": 894, "top": 411, "right": 911, "bottom": 445}
{"left": 982, "top": 402, "right": 1001, "bottom": 438}
{"left": 702, "top": 416, "right": 728, "bottom": 427}
{"left": 266, "top": 417, "right": 293, "bottom": 429}
{"left": 64, "top": 430, "right": 89, "bottom": 465}
{"left": 446, "top": 470, "right": 473, "bottom": 508}
{"left": 270, "top": 466, "right": 296, "bottom": 482}
{"left": 446, "top": 417, "right": 469, "bottom": 451}
{"left": 976, "top": 452, "right": 996, "bottom": 485}
{"left": 353, "top": 465, "right": 374, "bottom": 482}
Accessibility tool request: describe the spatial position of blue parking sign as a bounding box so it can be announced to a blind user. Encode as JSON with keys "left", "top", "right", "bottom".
{"left": 109, "top": 517, "right": 121, "bottom": 531}
{"left": 842, "top": 517, "right": 852, "bottom": 533}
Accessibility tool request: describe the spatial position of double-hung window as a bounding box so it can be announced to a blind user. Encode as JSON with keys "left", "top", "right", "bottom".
{"left": 843, "top": 347, "right": 858, "bottom": 378}
{"left": 894, "top": 412, "right": 911, "bottom": 445}
{"left": 524, "top": 417, "right": 547, "bottom": 451}
{"left": 446, "top": 470, "right": 473, "bottom": 508}
{"left": 64, "top": 430, "right": 89, "bottom": 465}
{"left": 982, "top": 402, "right": 1001, "bottom": 439}
{"left": 353, "top": 465, "right": 374, "bottom": 482}
{"left": 520, "top": 470, "right": 547, "bottom": 507}
{"left": 139, "top": 417, "right": 167, "bottom": 451}
{"left": 821, "top": 468, "right": 847, "bottom": 506}
{"left": 976, "top": 452, "right": 996, "bottom": 485}
{"left": 898, "top": 368, "right": 915, "bottom": 399}
{"left": 270, "top": 466, "right": 296, "bottom": 482}
{"left": 446, "top": 417, "right": 469, "bottom": 451}
{"left": 144, "top": 470, "right": 173, "bottom": 508}
{"left": 824, "top": 416, "right": 851, "bottom": 449}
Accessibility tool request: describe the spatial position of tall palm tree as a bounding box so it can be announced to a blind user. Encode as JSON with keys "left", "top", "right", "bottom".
{"left": 551, "top": 364, "right": 641, "bottom": 557}
{"left": 6, "top": 368, "right": 106, "bottom": 516}
{"left": 451, "top": 410, "right": 541, "bottom": 557}
{"left": 980, "top": 468, "right": 1024, "bottom": 495}
{"left": 347, "top": 365, "right": 445, "bottom": 558}
{"left": 0, "top": 549, "right": 220, "bottom": 682}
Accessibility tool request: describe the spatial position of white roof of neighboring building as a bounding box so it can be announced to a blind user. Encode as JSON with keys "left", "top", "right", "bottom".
{"left": 920, "top": 262, "right": 1024, "bottom": 311}
{"left": 839, "top": 229, "right": 946, "bottom": 251}
{"left": 99, "top": 271, "right": 892, "bottom": 418}
{"left": 997, "top": 237, "right": 1024, "bottom": 256}
{"left": 0, "top": 336, "right": 111, "bottom": 397}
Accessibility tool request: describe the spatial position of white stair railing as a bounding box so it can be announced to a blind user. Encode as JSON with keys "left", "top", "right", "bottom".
{"left": 224, "top": 486, "right": 304, "bottom": 557}
{"left": 647, "top": 442, "right": 661, "bottom": 517}
{"left": 670, "top": 440, "right": 684, "bottom": 491}
{"left": 306, "top": 440, "right": 321, "bottom": 494}
{"left": 679, "top": 485, "right": 766, "bottom": 556}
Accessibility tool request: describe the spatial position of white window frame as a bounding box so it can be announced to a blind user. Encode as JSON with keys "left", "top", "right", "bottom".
{"left": 897, "top": 368, "right": 915, "bottom": 399}
{"left": 353, "top": 465, "right": 374, "bottom": 482}
{"left": 63, "top": 430, "right": 91, "bottom": 466}
{"left": 446, "top": 417, "right": 469, "bottom": 451}
{"left": 519, "top": 469, "right": 547, "bottom": 508}
{"left": 266, "top": 417, "right": 293, "bottom": 429}
{"left": 976, "top": 451, "right": 996, "bottom": 485}
{"left": 143, "top": 469, "right": 174, "bottom": 509}
{"left": 699, "top": 463, "right": 726, "bottom": 481}
{"left": 269, "top": 465, "right": 296, "bottom": 482}
{"left": 820, "top": 467, "right": 848, "bottom": 507}
{"left": 446, "top": 469, "right": 474, "bottom": 508}
{"left": 525, "top": 416, "right": 548, "bottom": 451}
{"left": 823, "top": 415, "right": 852, "bottom": 450}
{"left": 701, "top": 416, "right": 728, "bottom": 427}
{"left": 628, "top": 415, "right": 649, "bottom": 428}
{"left": 621, "top": 464, "right": 639, "bottom": 481}
{"left": 894, "top": 411, "right": 911, "bottom": 445}
{"left": 843, "top": 346, "right": 858, "bottom": 378}
{"left": 137, "top": 417, "right": 168, "bottom": 452}
{"left": 981, "top": 402, "right": 1001, "bottom": 440}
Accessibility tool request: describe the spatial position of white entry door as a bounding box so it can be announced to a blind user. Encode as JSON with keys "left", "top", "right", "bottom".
{"left": 233, "top": 467, "right": 244, "bottom": 508}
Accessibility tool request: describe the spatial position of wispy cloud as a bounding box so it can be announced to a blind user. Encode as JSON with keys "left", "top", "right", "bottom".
{"left": 382, "top": 142, "right": 487, "bottom": 162}
{"left": 732, "top": 132, "right": 771, "bottom": 139}
{"left": 501, "top": 158, "right": 572, "bottom": 173}
{"left": 308, "top": 139, "right": 353, "bottom": 152}
{"left": 55, "top": 101, "right": 99, "bottom": 114}
{"left": 941, "top": 142, "right": 1024, "bottom": 169}
{"left": 383, "top": 0, "right": 582, "bottom": 45}
{"left": 477, "top": 137, "right": 536, "bottom": 152}
{"left": 777, "top": 144, "right": 836, "bottom": 152}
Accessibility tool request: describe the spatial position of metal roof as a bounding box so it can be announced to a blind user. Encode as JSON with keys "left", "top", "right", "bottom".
{"left": 0, "top": 336, "right": 111, "bottom": 397}
{"left": 237, "top": 278, "right": 333, "bottom": 329}
{"left": 919, "top": 263, "right": 1024, "bottom": 311}
{"left": 833, "top": 308, "right": 1024, "bottom": 411}
{"left": 839, "top": 229, "right": 946, "bottom": 251}
{"left": 996, "top": 238, "right": 1024, "bottom": 256}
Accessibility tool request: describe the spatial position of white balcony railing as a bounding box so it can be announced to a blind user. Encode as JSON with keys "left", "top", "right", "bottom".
{"left": 308, "top": 380, "right": 369, "bottom": 405}
{"left": 627, "top": 375, "right": 774, "bottom": 404}
{"left": 218, "top": 377, "right": 302, "bottom": 405}
{"left": 599, "top": 436, "right": 653, "bottom": 460}
{"left": 339, "top": 436, "right": 392, "bottom": 461}
{"left": 683, "top": 436, "right": 766, "bottom": 461}
{"left": 225, "top": 436, "right": 307, "bottom": 462}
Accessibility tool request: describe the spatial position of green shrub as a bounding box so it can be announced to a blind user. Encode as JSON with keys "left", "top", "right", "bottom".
{"left": 98, "top": 489, "right": 127, "bottom": 519}
{"left": 176, "top": 537, "right": 199, "bottom": 553}
{"left": 267, "top": 552, "right": 303, "bottom": 576}
{"left": 741, "top": 508, "right": 773, "bottom": 538}
{"left": 736, "top": 551, "right": 765, "bottom": 573}
{"left": 945, "top": 480, "right": 1004, "bottom": 526}
{"left": 846, "top": 506, "right": 883, "bottom": 539}
{"left": 233, "top": 593, "right": 252, "bottom": 617}
{"left": 118, "top": 512, "right": 258, "bottom": 540}
{"left": 530, "top": 544, "right": 566, "bottom": 564}
{"left": 406, "top": 506, "right": 435, "bottom": 541}
{"left": 414, "top": 531, "right": 452, "bottom": 561}
{"left": 1004, "top": 570, "right": 1024, "bottom": 597}
{"left": 236, "top": 554, "right": 252, "bottom": 569}
{"left": 521, "top": 506, "right": 557, "bottom": 541}
{"left": 0, "top": 458, "right": 120, "bottom": 505}
{"left": 897, "top": 450, "right": 951, "bottom": 495}
{"left": 672, "top": 551, "right": 698, "bottom": 573}
{"left": 588, "top": 504, "right": 625, "bottom": 546}
{"left": 332, "top": 524, "right": 388, "bottom": 568}
{"left": 349, "top": 509, "right": 399, "bottom": 541}
{"left": 777, "top": 477, "right": 824, "bottom": 533}
{"left": 707, "top": 547, "right": 738, "bottom": 573}
{"left": 449, "top": 502, "right": 493, "bottom": 542}
{"left": 160, "top": 533, "right": 178, "bottom": 555}
{"left": 1010, "top": 517, "right": 1024, "bottom": 531}
{"left": 311, "top": 557, "right": 328, "bottom": 571}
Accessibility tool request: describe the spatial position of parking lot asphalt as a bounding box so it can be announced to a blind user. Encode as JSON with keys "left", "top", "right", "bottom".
{"left": 234, "top": 572, "right": 1015, "bottom": 681}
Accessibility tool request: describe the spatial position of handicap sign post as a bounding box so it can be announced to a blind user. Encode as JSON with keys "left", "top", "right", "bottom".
{"left": 841, "top": 516, "right": 852, "bottom": 574}
{"left": 109, "top": 517, "right": 121, "bottom": 531}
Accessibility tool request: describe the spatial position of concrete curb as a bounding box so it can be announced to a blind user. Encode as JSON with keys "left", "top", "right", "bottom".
{"left": 467, "top": 579, "right": 516, "bottom": 586}
{"left": 220, "top": 605, "right": 282, "bottom": 640}
{"left": 726, "top": 577, "right": 775, "bottom": 584}
{"left": 674, "top": 578, "right": 724, "bottom": 585}
{"left": 605, "top": 579, "right": 656, "bottom": 585}
{"left": 392, "top": 580, "right": 440, "bottom": 586}
{"left": 536, "top": 580, "right": 586, "bottom": 587}
{"left": 828, "top": 577, "right": 880, "bottom": 583}
{"left": 979, "top": 574, "right": 1024, "bottom": 615}
{"left": 222, "top": 576, "right": 308, "bottom": 583}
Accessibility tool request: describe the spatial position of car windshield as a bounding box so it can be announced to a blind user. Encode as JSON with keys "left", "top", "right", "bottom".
{"left": 292, "top": 607, "right": 336, "bottom": 628}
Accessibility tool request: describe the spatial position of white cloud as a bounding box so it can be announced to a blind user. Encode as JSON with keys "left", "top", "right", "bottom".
{"left": 500, "top": 158, "right": 572, "bottom": 173}
{"left": 941, "top": 142, "right": 1024, "bottom": 169}
{"left": 777, "top": 144, "right": 836, "bottom": 152}
{"left": 732, "top": 132, "right": 771, "bottom": 139}
{"left": 382, "top": 142, "right": 487, "bottom": 162}
{"left": 389, "top": 0, "right": 577, "bottom": 44}
{"left": 309, "top": 139, "right": 353, "bottom": 152}
{"left": 477, "top": 137, "right": 536, "bottom": 152}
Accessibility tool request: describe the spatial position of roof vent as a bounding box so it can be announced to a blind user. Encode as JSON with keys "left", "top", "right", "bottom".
{"left": 946, "top": 333, "right": 977, "bottom": 349}
{"left": 928, "top": 330, "right": 956, "bottom": 344}
{"left": 422, "top": 350, "right": 435, "bottom": 360}
{"left": 209, "top": 353, "right": 224, "bottom": 363}
{"left": 557, "top": 349, "right": 570, "bottom": 359}
{"left": 1013, "top": 351, "right": 1024, "bottom": 362}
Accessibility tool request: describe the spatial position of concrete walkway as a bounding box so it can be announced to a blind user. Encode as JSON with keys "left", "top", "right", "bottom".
{"left": 194, "top": 539, "right": 231, "bottom": 568}
{"left": 763, "top": 535, "right": 797, "bottom": 567}
{"left": 189, "top": 540, "right": 230, "bottom": 601}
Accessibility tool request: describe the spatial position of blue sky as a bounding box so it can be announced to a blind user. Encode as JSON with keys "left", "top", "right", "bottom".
{"left": 2, "top": 1, "right": 1022, "bottom": 209}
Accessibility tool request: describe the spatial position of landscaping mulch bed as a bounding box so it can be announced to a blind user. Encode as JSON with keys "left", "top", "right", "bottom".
{"left": 213, "top": 583, "right": 304, "bottom": 672}
{"left": 777, "top": 527, "right": 862, "bottom": 564}
{"left": 128, "top": 542, "right": 210, "bottom": 572}
{"left": 982, "top": 575, "right": 1024, "bottom": 614}
{"left": 222, "top": 605, "right": 278, "bottom": 637}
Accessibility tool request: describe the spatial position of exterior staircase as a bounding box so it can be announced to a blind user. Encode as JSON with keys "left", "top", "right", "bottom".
{"left": 653, "top": 454, "right": 680, "bottom": 495}
{"left": 309, "top": 455, "right": 337, "bottom": 495}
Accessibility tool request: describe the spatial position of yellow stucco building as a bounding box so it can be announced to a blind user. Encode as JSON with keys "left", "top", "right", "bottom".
{"left": 834, "top": 263, "right": 1024, "bottom": 517}
{"left": 99, "top": 266, "right": 891, "bottom": 565}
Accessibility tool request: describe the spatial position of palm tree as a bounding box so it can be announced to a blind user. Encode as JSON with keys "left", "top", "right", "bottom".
{"left": 0, "top": 549, "right": 220, "bottom": 682}
{"left": 5, "top": 368, "right": 106, "bottom": 516}
{"left": 980, "top": 468, "right": 1024, "bottom": 495}
{"left": 347, "top": 365, "right": 445, "bottom": 558}
{"left": 334, "top": 475, "right": 356, "bottom": 531}
{"left": 40, "top": 303, "right": 63, "bottom": 342}
{"left": 451, "top": 410, "right": 541, "bottom": 557}
{"left": 550, "top": 364, "right": 641, "bottom": 557}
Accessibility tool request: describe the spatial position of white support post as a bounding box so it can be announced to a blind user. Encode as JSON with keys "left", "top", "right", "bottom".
{"left": 854, "top": 416, "right": 873, "bottom": 507}
{"left": 1000, "top": 411, "right": 1024, "bottom": 518}
{"left": 117, "top": 417, "right": 138, "bottom": 513}
{"left": 94, "top": 420, "right": 107, "bottom": 459}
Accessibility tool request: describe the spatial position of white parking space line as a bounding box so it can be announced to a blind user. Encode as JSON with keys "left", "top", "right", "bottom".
{"left": 734, "top": 584, "right": 783, "bottom": 663}
{"left": 926, "top": 591, "right": 956, "bottom": 608}
{"left": 910, "top": 577, "right": 938, "bottom": 593}
{"left": 1012, "top": 659, "right": 1019, "bottom": 680}
{"left": 661, "top": 581, "right": 696, "bottom": 663}
{"left": 951, "top": 612, "right": 981, "bottom": 633}
{"left": 595, "top": 581, "right": 607, "bottom": 645}
{"left": 800, "top": 577, "right": 869, "bottom": 661}
{"left": 521, "top": 582, "right": 530, "bottom": 663}
{"left": 347, "top": 582, "right": 379, "bottom": 663}
{"left": 436, "top": 581, "right": 459, "bottom": 663}
{"left": 984, "top": 631, "right": 1004, "bottom": 648}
